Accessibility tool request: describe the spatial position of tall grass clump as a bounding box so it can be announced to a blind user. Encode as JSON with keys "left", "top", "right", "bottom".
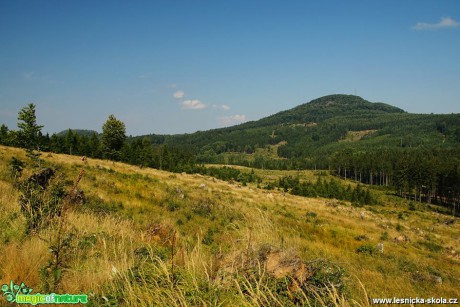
{"left": 8, "top": 155, "right": 87, "bottom": 292}
{"left": 93, "top": 240, "right": 368, "bottom": 307}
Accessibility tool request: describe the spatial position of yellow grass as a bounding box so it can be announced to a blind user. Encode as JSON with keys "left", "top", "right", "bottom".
{"left": 0, "top": 145, "right": 459, "bottom": 305}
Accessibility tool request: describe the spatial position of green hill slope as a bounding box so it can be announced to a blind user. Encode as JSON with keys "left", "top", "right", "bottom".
{"left": 135, "top": 94, "right": 460, "bottom": 167}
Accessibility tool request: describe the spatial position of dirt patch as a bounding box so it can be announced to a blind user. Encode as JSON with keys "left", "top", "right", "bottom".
{"left": 339, "top": 130, "right": 377, "bottom": 142}
{"left": 262, "top": 247, "right": 312, "bottom": 284}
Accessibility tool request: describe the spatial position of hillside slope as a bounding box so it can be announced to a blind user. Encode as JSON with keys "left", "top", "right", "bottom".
{"left": 136, "top": 94, "right": 460, "bottom": 167}
{"left": 1, "top": 145, "right": 459, "bottom": 305}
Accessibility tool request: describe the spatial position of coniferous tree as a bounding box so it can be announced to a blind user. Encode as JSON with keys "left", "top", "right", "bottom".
{"left": 88, "top": 133, "right": 101, "bottom": 158}
{"left": 17, "top": 103, "right": 43, "bottom": 164}
{"left": 102, "top": 115, "right": 126, "bottom": 160}
{"left": 65, "top": 129, "right": 78, "bottom": 155}
{"left": 0, "top": 124, "right": 9, "bottom": 145}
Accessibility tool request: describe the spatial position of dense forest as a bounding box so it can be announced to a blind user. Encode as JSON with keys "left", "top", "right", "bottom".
{"left": 1, "top": 95, "right": 459, "bottom": 215}
{"left": 136, "top": 95, "right": 460, "bottom": 163}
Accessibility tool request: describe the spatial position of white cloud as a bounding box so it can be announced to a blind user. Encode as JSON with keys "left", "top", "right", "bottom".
{"left": 181, "top": 99, "right": 206, "bottom": 110}
{"left": 212, "top": 104, "right": 230, "bottom": 111}
{"left": 173, "top": 90, "right": 185, "bottom": 99}
{"left": 413, "top": 17, "right": 460, "bottom": 30}
{"left": 219, "top": 114, "right": 247, "bottom": 125}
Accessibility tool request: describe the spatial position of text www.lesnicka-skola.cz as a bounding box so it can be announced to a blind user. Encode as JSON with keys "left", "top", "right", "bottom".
{"left": 372, "top": 297, "right": 458, "bottom": 304}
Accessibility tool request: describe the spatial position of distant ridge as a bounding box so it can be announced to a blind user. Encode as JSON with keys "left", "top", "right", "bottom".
{"left": 132, "top": 94, "right": 459, "bottom": 168}
{"left": 242, "top": 94, "right": 405, "bottom": 128}
{"left": 57, "top": 129, "right": 99, "bottom": 137}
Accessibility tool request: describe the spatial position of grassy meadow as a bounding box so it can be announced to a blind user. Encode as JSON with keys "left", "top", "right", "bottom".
{"left": 0, "top": 145, "right": 459, "bottom": 306}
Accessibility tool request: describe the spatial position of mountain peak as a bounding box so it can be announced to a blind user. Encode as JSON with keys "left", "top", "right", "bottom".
{"left": 308, "top": 94, "right": 367, "bottom": 106}
{"left": 251, "top": 94, "right": 405, "bottom": 128}
{"left": 300, "top": 94, "right": 406, "bottom": 114}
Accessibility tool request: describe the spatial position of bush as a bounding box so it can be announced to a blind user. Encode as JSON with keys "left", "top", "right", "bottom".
{"left": 380, "top": 231, "right": 389, "bottom": 241}
{"left": 418, "top": 241, "right": 443, "bottom": 253}
{"left": 9, "top": 157, "right": 25, "bottom": 181}
{"left": 167, "top": 200, "right": 180, "bottom": 212}
{"left": 202, "top": 228, "right": 214, "bottom": 245}
{"left": 18, "top": 172, "right": 65, "bottom": 233}
{"left": 192, "top": 199, "right": 214, "bottom": 218}
{"left": 356, "top": 244, "right": 377, "bottom": 256}
{"left": 354, "top": 235, "right": 368, "bottom": 241}
{"left": 83, "top": 195, "right": 119, "bottom": 214}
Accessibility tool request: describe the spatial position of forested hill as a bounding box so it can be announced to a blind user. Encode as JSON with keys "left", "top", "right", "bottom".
{"left": 239, "top": 94, "right": 405, "bottom": 128}
{"left": 134, "top": 94, "right": 460, "bottom": 167}
{"left": 2, "top": 96, "right": 459, "bottom": 210}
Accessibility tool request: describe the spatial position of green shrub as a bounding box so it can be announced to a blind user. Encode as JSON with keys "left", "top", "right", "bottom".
{"left": 418, "top": 241, "right": 443, "bottom": 253}
{"left": 356, "top": 244, "right": 377, "bottom": 256}
{"left": 167, "top": 200, "right": 180, "bottom": 212}
{"left": 398, "top": 258, "right": 418, "bottom": 273}
{"left": 9, "top": 157, "right": 25, "bottom": 181}
{"left": 192, "top": 199, "right": 214, "bottom": 218}
{"left": 18, "top": 175, "right": 65, "bottom": 233}
{"left": 354, "top": 235, "right": 368, "bottom": 241}
{"left": 380, "top": 231, "right": 389, "bottom": 241}
{"left": 202, "top": 228, "right": 214, "bottom": 245}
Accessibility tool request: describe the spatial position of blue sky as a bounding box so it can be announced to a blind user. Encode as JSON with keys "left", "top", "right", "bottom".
{"left": 1, "top": 1, "right": 459, "bottom": 135}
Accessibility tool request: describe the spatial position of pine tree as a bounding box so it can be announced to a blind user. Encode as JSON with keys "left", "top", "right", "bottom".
{"left": 102, "top": 115, "right": 126, "bottom": 160}
{"left": 65, "top": 129, "right": 78, "bottom": 155}
{"left": 89, "top": 133, "right": 101, "bottom": 158}
{"left": 0, "top": 124, "right": 9, "bottom": 145}
{"left": 17, "top": 103, "right": 43, "bottom": 165}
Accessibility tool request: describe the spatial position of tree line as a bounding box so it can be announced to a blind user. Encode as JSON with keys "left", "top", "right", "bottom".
{"left": 0, "top": 104, "right": 263, "bottom": 182}
{"left": 277, "top": 176, "right": 378, "bottom": 206}
{"left": 330, "top": 148, "right": 459, "bottom": 215}
{"left": 0, "top": 104, "right": 198, "bottom": 173}
{"left": 1, "top": 103, "right": 458, "bottom": 216}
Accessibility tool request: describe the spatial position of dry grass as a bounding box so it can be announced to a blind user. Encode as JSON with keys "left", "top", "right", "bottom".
{"left": 0, "top": 145, "right": 459, "bottom": 305}
{"left": 0, "top": 239, "right": 48, "bottom": 286}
